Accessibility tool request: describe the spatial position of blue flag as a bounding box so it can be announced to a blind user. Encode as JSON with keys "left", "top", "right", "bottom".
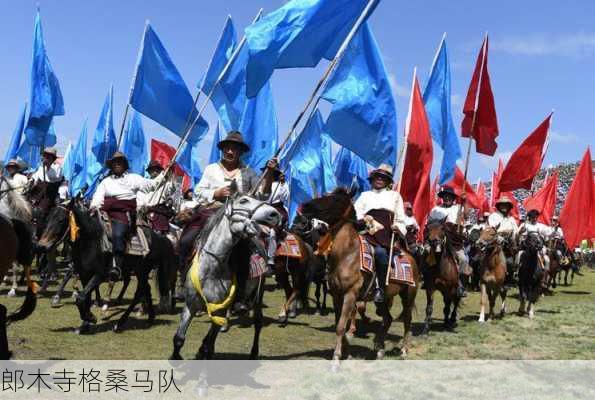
{"left": 86, "top": 86, "right": 117, "bottom": 197}
{"left": 282, "top": 110, "right": 336, "bottom": 224}
{"left": 68, "top": 120, "right": 89, "bottom": 197}
{"left": 206, "top": 17, "right": 249, "bottom": 132}
{"left": 121, "top": 111, "right": 148, "bottom": 175}
{"left": 4, "top": 103, "right": 27, "bottom": 162}
{"left": 24, "top": 11, "right": 65, "bottom": 147}
{"left": 422, "top": 37, "right": 461, "bottom": 184}
{"left": 208, "top": 122, "right": 222, "bottom": 164}
{"left": 245, "top": 0, "right": 375, "bottom": 97}
{"left": 322, "top": 23, "right": 397, "bottom": 168}
{"left": 130, "top": 23, "right": 208, "bottom": 145}
{"left": 61, "top": 141, "right": 73, "bottom": 180}
{"left": 178, "top": 142, "right": 203, "bottom": 189}
{"left": 16, "top": 120, "right": 57, "bottom": 171}
{"left": 239, "top": 80, "right": 278, "bottom": 170}
{"left": 333, "top": 146, "right": 370, "bottom": 195}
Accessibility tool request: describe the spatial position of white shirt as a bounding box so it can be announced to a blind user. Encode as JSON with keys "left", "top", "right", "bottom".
{"left": 31, "top": 163, "right": 63, "bottom": 183}
{"left": 90, "top": 172, "right": 164, "bottom": 209}
{"left": 8, "top": 173, "right": 28, "bottom": 193}
{"left": 549, "top": 226, "right": 564, "bottom": 241}
{"left": 519, "top": 221, "right": 551, "bottom": 240}
{"left": 488, "top": 212, "right": 518, "bottom": 238}
{"left": 58, "top": 184, "right": 69, "bottom": 201}
{"left": 137, "top": 179, "right": 176, "bottom": 208}
{"left": 194, "top": 162, "right": 264, "bottom": 204}
{"left": 404, "top": 214, "right": 419, "bottom": 230}
{"left": 180, "top": 199, "right": 198, "bottom": 212}
{"left": 269, "top": 181, "right": 289, "bottom": 205}
{"left": 354, "top": 188, "right": 407, "bottom": 235}
{"left": 428, "top": 204, "right": 464, "bottom": 225}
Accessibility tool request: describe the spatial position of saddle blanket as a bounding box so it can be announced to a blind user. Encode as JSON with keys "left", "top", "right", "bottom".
{"left": 249, "top": 254, "right": 267, "bottom": 280}
{"left": 358, "top": 236, "right": 415, "bottom": 287}
{"left": 276, "top": 233, "right": 302, "bottom": 259}
{"left": 99, "top": 212, "right": 150, "bottom": 257}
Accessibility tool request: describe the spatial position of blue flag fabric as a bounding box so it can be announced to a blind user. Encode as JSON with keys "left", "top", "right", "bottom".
{"left": 206, "top": 18, "right": 249, "bottom": 132}
{"left": 333, "top": 146, "right": 370, "bottom": 195}
{"left": 245, "top": 0, "right": 375, "bottom": 98}
{"left": 68, "top": 120, "right": 89, "bottom": 197}
{"left": 239, "top": 80, "right": 278, "bottom": 170}
{"left": 282, "top": 110, "right": 336, "bottom": 224}
{"left": 4, "top": 103, "right": 27, "bottom": 162}
{"left": 121, "top": 111, "right": 148, "bottom": 175}
{"left": 322, "top": 23, "right": 397, "bottom": 168}
{"left": 61, "top": 141, "right": 73, "bottom": 181}
{"left": 25, "top": 11, "right": 65, "bottom": 147}
{"left": 208, "top": 122, "right": 222, "bottom": 164}
{"left": 86, "top": 87, "right": 117, "bottom": 197}
{"left": 130, "top": 24, "right": 208, "bottom": 145}
{"left": 178, "top": 142, "right": 203, "bottom": 189}
{"left": 16, "top": 120, "right": 57, "bottom": 171}
{"left": 422, "top": 37, "right": 461, "bottom": 184}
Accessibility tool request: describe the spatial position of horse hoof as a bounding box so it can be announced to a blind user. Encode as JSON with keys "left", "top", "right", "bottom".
{"left": 7, "top": 288, "right": 16, "bottom": 298}
{"left": 478, "top": 317, "right": 485, "bottom": 324}
{"left": 169, "top": 353, "right": 183, "bottom": 361}
{"left": 314, "top": 309, "right": 321, "bottom": 316}
{"left": 219, "top": 324, "right": 229, "bottom": 333}
{"left": 75, "top": 323, "right": 91, "bottom": 335}
{"left": 376, "top": 349, "right": 385, "bottom": 360}
{"left": 51, "top": 295, "right": 62, "bottom": 308}
{"left": 277, "top": 314, "right": 288, "bottom": 324}
{"left": 288, "top": 310, "right": 297, "bottom": 319}
{"left": 346, "top": 332, "right": 354, "bottom": 342}
{"left": 113, "top": 324, "right": 122, "bottom": 333}
{"left": 529, "top": 311, "right": 535, "bottom": 319}
{"left": 400, "top": 348, "right": 408, "bottom": 358}
{"left": 71, "top": 291, "right": 79, "bottom": 300}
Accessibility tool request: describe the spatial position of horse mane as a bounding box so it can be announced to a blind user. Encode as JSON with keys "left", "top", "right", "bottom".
{"left": 196, "top": 206, "right": 227, "bottom": 249}
{"left": 300, "top": 187, "right": 354, "bottom": 226}
{"left": 0, "top": 179, "right": 32, "bottom": 222}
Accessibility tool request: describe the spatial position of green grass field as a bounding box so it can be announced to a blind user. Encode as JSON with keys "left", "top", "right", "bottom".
{"left": 2, "top": 267, "right": 594, "bottom": 360}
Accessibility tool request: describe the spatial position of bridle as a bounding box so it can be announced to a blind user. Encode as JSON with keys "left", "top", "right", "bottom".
{"left": 40, "top": 204, "right": 71, "bottom": 251}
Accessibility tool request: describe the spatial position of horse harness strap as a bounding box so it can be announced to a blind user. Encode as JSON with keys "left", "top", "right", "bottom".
{"left": 315, "top": 204, "right": 354, "bottom": 257}
{"left": 190, "top": 252, "right": 237, "bottom": 326}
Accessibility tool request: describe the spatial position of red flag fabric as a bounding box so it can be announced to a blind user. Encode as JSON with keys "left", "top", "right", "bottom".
{"left": 399, "top": 75, "right": 433, "bottom": 216}
{"left": 446, "top": 167, "right": 481, "bottom": 209}
{"left": 523, "top": 171, "right": 558, "bottom": 225}
{"left": 559, "top": 149, "right": 595, "bottom": 249}
{"left": 476, "top": 180, "right": 490, "bottom": 214}
{"left": 461, "top": 36, "right": 499, "bottom": 156}
{"left": 150, "top": 139, "right": 184, "bottom": 177}
{"left": 498, "top": 114, "right": 551, "bottom": 192}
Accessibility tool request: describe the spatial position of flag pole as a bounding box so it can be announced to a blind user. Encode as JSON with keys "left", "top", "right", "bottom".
{"left": 386, "top": 67, "right": 416, "bottom": 286}
{"left": 250, "top": 0, "right": 379, "bottom": 195}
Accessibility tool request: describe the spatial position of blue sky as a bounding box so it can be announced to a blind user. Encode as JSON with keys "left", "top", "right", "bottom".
{"left": 1, "top": 0, "right": 593, "bottom": 182}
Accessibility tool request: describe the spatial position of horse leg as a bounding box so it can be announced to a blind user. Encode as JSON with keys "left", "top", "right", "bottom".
{"left": 321, "top": 280, "right": 328, "bottom": 314}
{"left": 347, "top": 307, "right": 357, "bottom": 339}
{"left": 422, "top": 289, "right": 434, "bottom": 335}
{"left": 564, "top": 269, "right": 569, "bottom": 286}
{"left": 276, "top": 267, "right": 292, "bottom": 324}
{"left": 249, "top": 278, "right": 265, "bottom": 359}
{"left": 75, "top": 274, "right": 103, "bottom": 334}
{"left": 488, "top": 286, "right": 496, "bottom": 320}
{"left": 52, "top": 265, "right": 74, "bottom": 307}
{"left": 399, "top": 288, "right": 415, "bottom": 357}
{"left": 114, "top": 270, "right": 147, "bottom": 332}
{"left": 499, "top": 288, "right": 507, "bottom": 318}
{"left": 478, "top": 283, "right": 487, "bottom": 323}
{"left": 314, "top": 282, "right": 322, "bottom": 315}
{"left": 374, "top": 297, "right": 393, "bottom": 360}
{"left": 171, "top": 295, "right": 199, "bottom": 360}
{"left": 197, "top": 323, "right": 220, "bottom": 360}
{"left": 115, "top": 270, "right": 131, "bottom": 305}
{"left": 0, "top": 305, "right": 10, "bottom": 360}
{"left": 7, "top": 263, "right": 18, "bottom": 297}
{"left": 443, "top": 296, "right": 452, "bottom": 329}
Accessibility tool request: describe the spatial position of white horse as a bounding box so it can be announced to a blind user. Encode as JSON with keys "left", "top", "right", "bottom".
{"left": 170, "top": 194, "right": 280, "bottom": 360}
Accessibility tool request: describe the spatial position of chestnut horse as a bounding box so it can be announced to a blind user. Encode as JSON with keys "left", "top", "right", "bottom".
{"left": 301, "top": 188, "right": 419, "bottom": 362}
{"left": 476, "top": 227, "right": 508, "bottom": 322}
{"left": 421, "top": 222, "right": 460, "bottom": 333}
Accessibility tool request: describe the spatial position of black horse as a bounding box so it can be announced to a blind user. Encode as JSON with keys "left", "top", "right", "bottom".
{"left": 517, "top": 232, "right": 545, "bottom": 319}
{"left": 37, "top": 199, "right": 177, "bottom": 333}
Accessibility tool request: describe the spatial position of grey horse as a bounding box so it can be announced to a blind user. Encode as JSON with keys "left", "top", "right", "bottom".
{"left": 171, "top": 194, "right": 280, "bottom": 360}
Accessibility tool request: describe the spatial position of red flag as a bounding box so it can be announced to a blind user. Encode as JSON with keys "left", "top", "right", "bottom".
{"left": 476, "top": 180, "right": 490, "bottom": 214}
{"left": 446, "top": 167, "right": 481, "bottom": 209}
{"left": 150, "top": 139, "right": 184, "bottom": 176}
{"left": 499, "top": 114, "right": 551, "bottom": 192}
{"left": 399, "top": 74, "right": 433, "bottom": 215}
{"left": 559, "top": 149, "right": 595, "bottom": 249}
{"left": 523, "top": 171, "right": 558, "bottom": 225}
{"left": 462, "top": 36, "right": 499, "bottom": 156}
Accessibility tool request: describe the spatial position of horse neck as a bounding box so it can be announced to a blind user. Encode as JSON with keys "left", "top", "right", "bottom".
{"left": 200, "top": 215, "right": 234, "bottom": 262}
{"left": 329, "top": 222, "right": 360, "bottom": 272}
{"left": 73, "top": 206, "right": 102, "bottom": 239}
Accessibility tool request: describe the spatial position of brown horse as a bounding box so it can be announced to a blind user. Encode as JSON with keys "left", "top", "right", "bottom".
{"left": 421, "top": 222, "right": 460, "bottom": 333}
{"left": 301, "top": 188, "right": 419, "bottom": 362}
{"left": 476, "top": 227, "right": 508, "bottom": 322}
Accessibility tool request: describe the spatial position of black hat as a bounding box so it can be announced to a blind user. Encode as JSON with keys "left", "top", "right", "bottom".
{"left": 145, "top": 160, "right": 164, "bottom": 173}
{"left": 527, "top": 208, "right": 540, "bottom": 217}
{"left": 4, "top": 159, "right": 21, "bottom": 170}
{"left": 437, "top": 186, "right": 458, "bottom": 199}
{"left": 105, "top": 151, "right": 129, "bottom": 170}
{"left": 495, "top": 196, "right": 514, "bottom": 208}
{"left": 217, "top": 131, "right": 250, "bottom": 153}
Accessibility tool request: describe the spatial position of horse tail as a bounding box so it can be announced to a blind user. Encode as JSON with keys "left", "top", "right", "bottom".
{"left": 7, "top": 266, "right": 38, "bottom": 324}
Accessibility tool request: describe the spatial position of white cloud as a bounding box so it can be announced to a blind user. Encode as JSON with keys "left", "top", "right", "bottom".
{"left": 388, "top": 73, "right": 410, "bottom": 98}
{"left": 549, "top": 130, "right": 580, "bottom": 144}
{"left": 492, "top": 33, "right": 595, "bottom": 57}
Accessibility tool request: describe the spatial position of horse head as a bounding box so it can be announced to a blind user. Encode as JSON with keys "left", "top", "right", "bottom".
{"left": 37, "top": 200, "right": 73, "bottom": 251}
{"left": 226, "top": 194, "right": 281, "bottom": 239}
{"left": 300, "top": 187, "right": 354, "bottom": 227}
{"left": 525, "top": 231, "right": 543, "bottom": 254}
{"left": 425, "top": 221, "right": 446, "bottom": 253}
{"left": 477, "top": 226, "right": 498, "bottom": 252}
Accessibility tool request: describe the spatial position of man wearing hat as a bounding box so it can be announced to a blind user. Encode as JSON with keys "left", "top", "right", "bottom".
{"left": 29, "top": 147, "right": 64, "bottom": 212}
{"left": 137, "top": 160, "right": 177, "bottom": 234}
{"left": 516, "top": 208, "right": 552, "bottom": 272}
{"left": 90, "top": 152, "right": 168, "bottom": 280}
{"left": 488, "top": 196, "right": 519, "bottom": 286}
{"left": 403, "top": 202, "right": 419, "bottom": 232}
{"left": 547, "top": 216, "right": 566, "bottom": 266}
{"left": 4, "top": 159, "right": 28, "bottom": 194}
{"left": 427, "top": 186, "right": 469, "bottom": 297}
{"left": 354, "top": 164, "right": 407, "bottom": 305}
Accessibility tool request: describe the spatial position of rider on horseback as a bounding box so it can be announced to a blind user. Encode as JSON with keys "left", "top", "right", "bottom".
{"left": 427, "top": 186, "right": 469, "bottom": 298}
{"left": 353, "top": 164, "right": 407, "bottom": 305}
{"left": 137, "top": 160, "right": 177, "bottom": 234}
{"left": 4, "top": 160, "right": 28, "bottom": 194}
{"left": 516, "top": 208, "right": 551, "bottom": 272}
{"left": 488, "top": 196, "right": 519, "bottom": 287}
{"left": 90, "top": 152, "right": 169, "bottom": 280}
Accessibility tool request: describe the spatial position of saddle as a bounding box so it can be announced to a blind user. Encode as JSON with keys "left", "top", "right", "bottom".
{"left": 275, "top": 233, "right": 302, "bottom": 259}
{"left": 97, "top": 211, "right": 150, "bottom": 256}
{"left": 358, "top": 236, "right": 415, "bottom": 287}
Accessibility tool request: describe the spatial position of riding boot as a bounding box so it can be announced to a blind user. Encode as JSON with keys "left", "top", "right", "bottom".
{"left": 109, "top": 255, "right": 124, "bottom": 281}
{"left": 265, "top": 229, "right": 277, "bottom": 277}
{"left": 374, "top": 264, "right": 387, "bottom": 305}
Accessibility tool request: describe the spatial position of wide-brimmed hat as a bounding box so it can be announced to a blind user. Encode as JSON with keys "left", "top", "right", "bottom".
{"left": 527, "top": 208, "right": 540, "bottom": 216}
{"left": 4, "top": 159, "right": 21, "bottom": 169}
{"left": 42, "top": 147, "right": 58, "bottom": 159}
{"left": 495, "top": 196, "right": 514, "bottom": 208}
{"left": 217, "top": 131, "right": 250, "bottom": 153}
{"left": 105, "top": 151, "right": 129, "bottom": 170}
{"left": 437, "top": 186, "right": 457, "bottom": 199}
{"left": 145, "top": 160, "right": 164, "bottom": 172}
{"left": 368, "top": 164, "right": 393, "bottom": 182}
